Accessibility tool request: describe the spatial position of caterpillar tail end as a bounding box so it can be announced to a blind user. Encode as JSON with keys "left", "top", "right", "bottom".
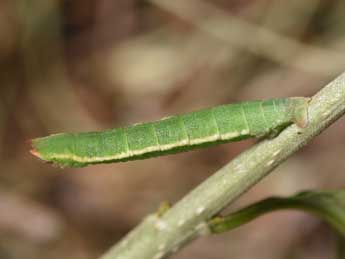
{"left": 29, "top": 139, "right": 53, "bottom": 165}
{"left": 29, "top": 139, "right": 42, "bottom": 158}
{"left": 29, "top": 137, "right": 83, "bottom": 168}
{"left": 30, "top": 147, "right": 42, "bottom": 158}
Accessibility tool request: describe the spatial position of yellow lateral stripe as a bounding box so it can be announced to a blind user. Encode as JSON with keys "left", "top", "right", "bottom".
{"left": 189, "top": 134, "right": 219, "bottom": 145}
{"left": 220, "top": 132, "right": 240, "bottom": 140}
{"left": 48, "top": 130, "right": 246, "bottom": 163}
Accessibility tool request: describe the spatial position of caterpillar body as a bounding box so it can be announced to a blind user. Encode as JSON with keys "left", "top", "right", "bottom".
{"left": 30, "top": 98, "right": 309, "bottom": 168}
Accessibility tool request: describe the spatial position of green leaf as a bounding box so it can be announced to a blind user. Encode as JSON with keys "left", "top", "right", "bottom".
{"left": 208, "top": 190, "right": 345, "bottom": 236}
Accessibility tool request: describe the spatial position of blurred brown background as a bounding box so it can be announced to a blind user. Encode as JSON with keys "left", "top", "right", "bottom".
{"left": 1, "top": 0, "right": 345, "bottom": 258}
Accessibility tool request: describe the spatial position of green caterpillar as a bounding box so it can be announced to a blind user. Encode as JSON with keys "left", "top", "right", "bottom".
{"left": 30, "top": 98, "right": 309, "bottom": 168}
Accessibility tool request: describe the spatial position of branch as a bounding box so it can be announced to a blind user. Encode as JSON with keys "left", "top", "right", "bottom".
{"left": 100, "top": 72, "right": 345, "bottom": 259}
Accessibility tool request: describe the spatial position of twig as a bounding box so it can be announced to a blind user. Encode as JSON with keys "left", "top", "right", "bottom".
{"left": 99, "top": 69, "right": 345, "bottom": 259}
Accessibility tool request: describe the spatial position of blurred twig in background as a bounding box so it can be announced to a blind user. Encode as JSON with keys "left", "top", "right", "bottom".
{"left": 151, "top": 0, "right": 345, "bottom": 75}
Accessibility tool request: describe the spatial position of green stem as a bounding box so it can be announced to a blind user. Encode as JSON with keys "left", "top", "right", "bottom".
{"left": 208, "top": 195, "right": 344, "bottom": 235}
{"left": 209, "top": 197, "right": 307, "bottom": 233}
